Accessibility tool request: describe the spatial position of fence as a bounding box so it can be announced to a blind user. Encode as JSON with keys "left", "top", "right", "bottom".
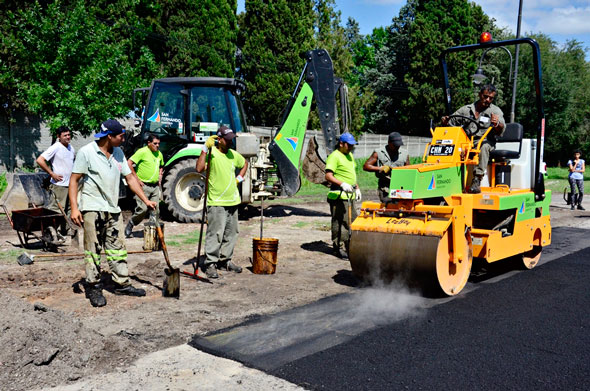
{"left": 0, "top": 116, "right": 430, "bottom": 173}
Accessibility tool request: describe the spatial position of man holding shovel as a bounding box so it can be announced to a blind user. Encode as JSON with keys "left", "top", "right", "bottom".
{"left": 196, "top": 126, "right": 248, "bottom": 279}
{"left": 325, "top": 132, "right": 362, "bottom": 259}
{"left": 36, "top": 126, "right": 75, "bottom": 236}
{"left": 69, "top": 120, "right": 157, "bottom": 307}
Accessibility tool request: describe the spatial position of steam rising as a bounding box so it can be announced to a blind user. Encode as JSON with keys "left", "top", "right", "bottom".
{"left": 202, "top": 282, "right": 425, "bottom": 365}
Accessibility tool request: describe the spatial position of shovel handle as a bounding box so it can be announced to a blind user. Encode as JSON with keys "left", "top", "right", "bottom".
{"left": 155, "top": 224, "right": 174, "bottom": 270}
{"left": 25, "top": 249, "right": 153, "bottom": 260}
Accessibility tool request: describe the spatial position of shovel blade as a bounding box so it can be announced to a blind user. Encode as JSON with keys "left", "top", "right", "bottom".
{"left": 17, "top": 253, "right": 34, "bottom": 266}
{"left": 163, "top": 267, "right": 180, "bottom": 298}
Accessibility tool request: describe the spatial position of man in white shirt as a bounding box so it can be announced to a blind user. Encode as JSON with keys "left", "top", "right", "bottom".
{"left": 36, "top": 126, "right": 75, "bottom": 233}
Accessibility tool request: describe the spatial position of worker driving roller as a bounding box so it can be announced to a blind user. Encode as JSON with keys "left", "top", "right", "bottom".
{"left": 441, "top": 84, "right": 505, "bottom": 193}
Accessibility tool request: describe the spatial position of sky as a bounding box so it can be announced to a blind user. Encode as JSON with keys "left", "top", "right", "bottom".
{"left": 237, "top": 0, "right": 589, "bottom": 59}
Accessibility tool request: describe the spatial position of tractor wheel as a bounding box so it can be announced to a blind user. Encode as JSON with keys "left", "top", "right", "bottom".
{"left": 162, "top": 159, "right": 205, "bottom": 223}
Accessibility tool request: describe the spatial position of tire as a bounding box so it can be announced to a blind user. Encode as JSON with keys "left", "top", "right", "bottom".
{"left": 161, "top": 159, "right": 205, "bottom": 223}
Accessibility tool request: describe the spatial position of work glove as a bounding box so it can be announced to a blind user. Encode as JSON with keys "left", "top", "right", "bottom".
{"left": 206, "top": 135, "right": 218, "bottom": 149}
{"left": 202, "top": 135, "right": 218, "bottom": 154}
{"left": 236, "top": 174, "right": 244, "bottom": 185}
{"left": 379, "top": 165, "right": 391, "bottom": 174}
{"left": 355, "top": 188, "right": 362, "bottom": 202}
{"left": 340, "top": 182, "right": 354, "bottom": 193}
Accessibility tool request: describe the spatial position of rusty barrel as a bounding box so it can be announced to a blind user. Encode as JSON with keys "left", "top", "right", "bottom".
{"left": 143, "top": 222, "right": 164, "bottom": 251}
{"left": 252, "top": 237, "right": 279, "bottom": 274}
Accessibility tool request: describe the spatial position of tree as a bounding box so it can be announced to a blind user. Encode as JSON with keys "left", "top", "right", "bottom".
{"left": 1, "top": 1, "right": 158, "bottom": 135}
{"left": 509, "top": 34, "right": 590, "bottom": 164}
{"left": 239, "top": 0, "right": 315, "bottom": 126}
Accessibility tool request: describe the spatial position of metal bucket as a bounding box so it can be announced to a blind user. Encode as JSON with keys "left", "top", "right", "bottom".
{"left": 252, "top": 237, "right": 279, "bottom": 274}
{"left": 143, "top": 222, "right": 164, "bottom": 251}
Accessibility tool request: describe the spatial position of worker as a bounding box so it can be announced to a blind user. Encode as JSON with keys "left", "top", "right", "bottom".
{"left": 325, "top": 132, "right": 362, "bottom": 259}
{"left": 125, "top": 133, "right": 164, "bottom": 238}
{"left": 196, "top": 125, "right": 248, "bottom": 279}
{"left": 362, "top": 131, "right": 409, "bottom": 202}
{"left": 568, "top": 149, "right": 585, "bottom": 211}
{"left": 442, "top": 84, "right": 505, "bottom": 193}
{"left": 36, "top": 126, "right": 75, "bottom": 235}
{"left": 69, "top": 119, "right": 157, "bottom": 307}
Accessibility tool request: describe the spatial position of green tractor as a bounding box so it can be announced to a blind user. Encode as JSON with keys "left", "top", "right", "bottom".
{"left": 124, "top": 49, "right": 348, "bottom": 222}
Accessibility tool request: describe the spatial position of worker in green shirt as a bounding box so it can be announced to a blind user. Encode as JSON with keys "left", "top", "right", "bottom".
{"left": 125, "top": 134, "right": 164, "bottom": 238}
{"left": 196, "top": 126, "right": 249, "bottom": 279}
{"left": 325, "top": 132, "right": 362, "bottom": 259}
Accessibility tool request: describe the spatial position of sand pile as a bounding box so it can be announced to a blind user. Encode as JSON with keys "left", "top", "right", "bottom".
{"left": 0, "top": 291, "right": 139, "bottom": 391}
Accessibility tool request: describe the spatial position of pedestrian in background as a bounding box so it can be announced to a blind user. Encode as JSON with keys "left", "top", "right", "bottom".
{"left": 196, "top": 126, "right": 248, "bottom": 279}
{"left": 69, "top": 119, "right": 157, "bottom": 307}
{"left": 125, "top": 133, "right": 164, "bottom": 238}
{"left": 325, "top": 132, "right": 362, "bottom": 259}
{"left": 363, "top": 131, "right": 409, "bottom": 202}
{"left": 568, "top": 149, "right": 585, "bottom": 211}
{"left": 36, "top": 126, "right": 75, "bottom": 235}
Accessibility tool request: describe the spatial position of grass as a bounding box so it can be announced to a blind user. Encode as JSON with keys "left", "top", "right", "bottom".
{"left": 292, "top": 221, "right": 310, "bottom": 229}
{"left": 0, "top": 249, "right": 25, "bottom": 264}
{"left": 0, "top": 173, "right": 6, "bottom": 198}
{"left": 545, "top": 166, "right": 589, "bottom": 195}
{"left": 166, "top": 229, "right": 203, "bottom": 247}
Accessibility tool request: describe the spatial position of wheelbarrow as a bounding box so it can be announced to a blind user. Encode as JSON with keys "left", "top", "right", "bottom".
{"left": 2, "top": 205, "right": 66, "bottom": 251}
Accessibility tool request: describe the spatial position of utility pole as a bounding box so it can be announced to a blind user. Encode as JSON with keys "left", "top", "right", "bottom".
{"left": 510, "top": 0, "right": 523, "bottom": 123}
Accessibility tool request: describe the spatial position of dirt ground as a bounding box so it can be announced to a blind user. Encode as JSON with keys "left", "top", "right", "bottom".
{"left": 0, "top": 192, "right": 583, "bottom": 390}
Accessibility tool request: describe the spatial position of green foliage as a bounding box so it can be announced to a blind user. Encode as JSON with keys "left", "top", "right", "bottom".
{"left": 0, "top": 0, "right": 237, "bottom": 135}
{"left": 239, "top": 0, "right": 315, "bottom": 126}
{"left": 0, "top": 173, "right": 6, "bottom": 198}
{"left": 505, "top": 35, "right": 590, "bottom": 165}
{"left": 360, "top": 0, "right": 496, "bottom": 135}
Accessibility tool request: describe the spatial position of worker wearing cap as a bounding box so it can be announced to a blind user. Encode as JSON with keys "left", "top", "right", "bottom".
{"left": 325, "top": 132, "right": 362, "bottom": 259}
{"left": 442, "top": 84, "right": 505, "bottom": 193}
{"left": 196, "top": 125, "right": 249, "bottom": 279}
{"left": 69, "top": 119, "right": 157, "bottom": 307}
{"left": 363, "top": 131, "right": 410, "bottom": 202}
{"left": 125, "top": 133, "right": 164, "bottom": 238}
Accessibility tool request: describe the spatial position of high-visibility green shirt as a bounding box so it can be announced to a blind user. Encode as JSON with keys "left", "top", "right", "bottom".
{"left": 130, "top": 146, "right": 164, "bottom": 183}
{"left": 207, "top": 147, "right": 246, "bottom": 207}
{"left": 325, "top": 149, "right": 356, "bottom": 200}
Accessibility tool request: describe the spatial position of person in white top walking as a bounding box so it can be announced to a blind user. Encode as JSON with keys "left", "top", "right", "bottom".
{"left": 567, "top": 150, "right": 585, "bottom": 211}
{"left": 36, "top": 126, "right": 75, "bottom": 233}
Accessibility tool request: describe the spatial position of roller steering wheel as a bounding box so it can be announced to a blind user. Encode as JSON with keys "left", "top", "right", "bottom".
{"left": 445, "top": 114, "right": 485, "bottom": 137}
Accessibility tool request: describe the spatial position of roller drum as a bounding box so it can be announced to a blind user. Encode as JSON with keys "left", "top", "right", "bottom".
{"left": 349, "top": 229, "right": 472, "bottom": 296}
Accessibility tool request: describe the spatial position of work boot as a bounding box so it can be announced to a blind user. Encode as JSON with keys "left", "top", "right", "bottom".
{"left": 333, "top": 247, "right": 348, "bottom": 260}
{"left": 469, "top": 176, "right": 482, "bottom": 194}
{"left": 85, "top": 284, "right": 106, "bottom": 307}
{"left": 203, "top": 264, "right": 219, "bottom": 279}
{"left": 577, "top": 204, "right": 585, "bottom": 211}
{"left": 221, "top": 260, "right": 242, "bottom": 273}
{"left": 114, "top": 284, "right": 146, "bottom": 297}
{"left": 125, "top": 221, "right": 134, "bottom": 238}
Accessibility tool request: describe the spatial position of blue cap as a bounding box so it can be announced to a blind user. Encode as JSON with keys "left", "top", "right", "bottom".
{"left": 339, "top": 132, "right": 357, "bottom": 145}
{"left": 95, "top": 119, "right": 125, "bottom": 138}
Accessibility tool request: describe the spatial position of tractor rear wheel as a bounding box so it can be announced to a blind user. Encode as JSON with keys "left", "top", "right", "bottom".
{"left": 162, "top": 159, "right": 205, "bottom": 223}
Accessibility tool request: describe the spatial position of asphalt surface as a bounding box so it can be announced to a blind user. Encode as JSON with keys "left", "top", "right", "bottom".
{"left": 191, "top": 227, "right": 590, "bottom": 390}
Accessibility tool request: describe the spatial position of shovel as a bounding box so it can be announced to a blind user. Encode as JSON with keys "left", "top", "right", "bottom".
{"left": 151, "top": 213, "right": 180, "bottom": 298}
{"left": 182, "top": 149, "right": 211, "bottom": 283}
{"left": 17, "top": 249, "right": 153, "bottom": 266}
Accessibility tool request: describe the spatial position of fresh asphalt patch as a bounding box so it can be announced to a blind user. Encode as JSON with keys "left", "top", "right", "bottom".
{"left": 189, "top": 226, "right": 590, "bottom": 389}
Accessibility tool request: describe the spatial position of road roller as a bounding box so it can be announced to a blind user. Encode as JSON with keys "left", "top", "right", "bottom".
{"left": 349, "top": 35, "right": 551, "bottom": 295}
